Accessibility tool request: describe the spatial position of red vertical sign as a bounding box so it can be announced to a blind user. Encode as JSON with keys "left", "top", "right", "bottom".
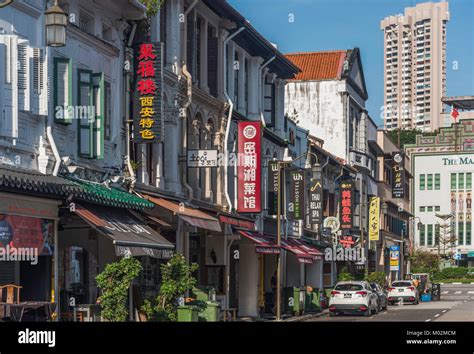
{"left": 237, "top": 121, "right": 261, "bottom": 213}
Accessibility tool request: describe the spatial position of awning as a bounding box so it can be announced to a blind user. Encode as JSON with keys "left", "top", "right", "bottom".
{"left": 288, "top": 237, "right": 324, "bottom": 260}
{"left": 145, "top": 195, "right": 221, "bottom": 232}
{"left": 74, "top": 203, "right": 174, "bottom": 259}
{"left": 219, "top": 214, "right": 255, "bottom": 230}
{"left": 237, "top": 230, "right": 280, "bottom": 254}
{"left": 280, "top": 238, "right": 315, "bottom": 264}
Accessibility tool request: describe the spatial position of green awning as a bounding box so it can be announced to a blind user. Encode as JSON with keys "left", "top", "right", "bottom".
{"left": 67, "top": 178, "right": 154, "bottom": 210}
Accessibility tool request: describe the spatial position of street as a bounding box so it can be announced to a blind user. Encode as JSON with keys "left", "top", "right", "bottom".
{"left": 306, "top": 284, "right": 474, "bottom": 322}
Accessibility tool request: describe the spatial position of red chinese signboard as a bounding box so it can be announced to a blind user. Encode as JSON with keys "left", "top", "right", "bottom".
{"left": 339, "top": 180, "right": 354, "bottom": 229}
{"left": 237, "top": 121, "right": 261, "bottom": 213}
{"left": 133, "top": 42, "right": 162, "bottom": 143}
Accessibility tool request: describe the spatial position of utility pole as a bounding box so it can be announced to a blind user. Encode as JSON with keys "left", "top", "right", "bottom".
{"left": 276, "top": 161, "right": 282, "bottom": 321}
{"left": 359, "top": 177, "right": 368, "bottom": 278}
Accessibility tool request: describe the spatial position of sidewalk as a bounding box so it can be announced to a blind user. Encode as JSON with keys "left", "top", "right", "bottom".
{"left": 235, "top": 309, "right": 329, "bottom": 322}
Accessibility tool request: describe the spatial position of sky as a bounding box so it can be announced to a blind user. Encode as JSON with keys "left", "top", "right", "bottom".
{"left": 228, "top": 0, "right": 474, "bottom": 127}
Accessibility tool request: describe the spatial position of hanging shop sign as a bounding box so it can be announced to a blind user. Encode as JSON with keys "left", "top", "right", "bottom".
{"left": 267, "top": 160, "right": 280, "bottom": 216}
{"left": 133, "top": 42, "right": 163, "bottom": 143}
{"left": 187, "top": 150, "right": 218, "bottom": 167}
{"left": 237, "top": 121, "right": 261, "bottom": 213}
{"left": 369, "top": 197, "right": 380, "bottom": 241}
{"left": 339, "top": 180, "right": 354, "bottom": 230}
{"left": 389, "top": 245, "right": 400, "bottom": 271}
{"left": 288, "top": 170, "right": 305, "bottom": 220}
{"left": 309, "top": 178, "right": 323, "bottom": 226}
{"left": 392, "top": 152, "right": 405, "bottom": 198}
{"left": 339, "top": 235, "right": 355, "bottom": 249}
{"left": 323, "top": 217, "right": 340, "bottom": 234}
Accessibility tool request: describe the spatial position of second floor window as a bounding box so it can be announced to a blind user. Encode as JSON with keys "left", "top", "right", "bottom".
{"left": 263, "top": 75, "right": 275, "bottom": 127}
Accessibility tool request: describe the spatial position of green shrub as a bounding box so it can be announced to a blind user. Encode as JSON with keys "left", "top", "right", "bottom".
{"left": 365, "top": 272, "right": 386, "bottom": 287}
{"left": 338, "top": 267, "right": 353, "bottom": 282}
{"left": 96, "top": 257, "right": 142, "bottom": 322}
{"left": 433, "top": 267, "right": 470, "bottom": 280}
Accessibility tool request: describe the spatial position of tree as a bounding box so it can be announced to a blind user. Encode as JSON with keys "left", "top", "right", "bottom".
{"left": 387, "top": 128, "right": 422, "bottom": 148}
{"left": 142, "top": 253, "right": 198, "bottom": 321}
{"left": 96, "top": 257, "right": 142, "bottom": 322}
{"left": 409, "top": 249, "right": 439, "bottom": 275}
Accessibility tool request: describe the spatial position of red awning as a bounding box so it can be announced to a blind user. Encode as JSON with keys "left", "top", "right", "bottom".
{"left": 280, "top": 238, "right": 314, "bottom": 264}
{"left": 237, "top": 230, "right": 280, "bottom": 254}
{"left": 219, "top": 214, "right": 255, "bottom": 230}
{"left": 290, "top": 238, "right": 324, "bottom": 260}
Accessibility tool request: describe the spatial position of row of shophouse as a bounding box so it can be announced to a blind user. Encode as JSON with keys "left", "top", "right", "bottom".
{"left": 0, "top": 0, "right": 413, "bottom": 320}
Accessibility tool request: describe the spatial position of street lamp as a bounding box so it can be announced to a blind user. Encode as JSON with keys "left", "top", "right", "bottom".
{"left": 274, "top": 150, "right": 320, "bottom": 321}
{"left": 45, "top": 0, "right": 67, "bottom": 47}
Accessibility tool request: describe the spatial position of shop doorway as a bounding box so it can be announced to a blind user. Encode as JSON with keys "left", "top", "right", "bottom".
{"left": 20, "top": 256, "right": 52, "bottom": 301}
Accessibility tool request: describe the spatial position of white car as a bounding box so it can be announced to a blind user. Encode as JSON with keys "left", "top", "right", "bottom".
{"left": 387, "top": 280, "right": 419, "bottom": 305}
{"left": 329, "top": 281, "right": 379, "bottom": 317}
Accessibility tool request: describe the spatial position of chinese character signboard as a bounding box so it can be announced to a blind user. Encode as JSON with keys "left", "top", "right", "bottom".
{"left": 339, "top": 180, "right": 353, "bottom": 229}
{"left": 369, "top": 197, "right": 380, "bottom": 241}
{"left": 389, "top": 245, "right": 400, "bottom": 271}
{"left": 267, "top": 160, "right": 280, "bottom": 216}
{"left": 237, "top": 121, "right": 261, "bottom": 213}
{"left": 187, "top": 150, "right": 218, "bottom": 167}
{"left": 392, "top": 152, "right": 405, "bottom": 198}
{"left": 309, "top": 178, "right": 323, "bottom": 226}
{"left": 133, "top": 42, "right": 162, "bottom": 143}
{"left": 288, "top": 170, "right": 305, "bottom": 220}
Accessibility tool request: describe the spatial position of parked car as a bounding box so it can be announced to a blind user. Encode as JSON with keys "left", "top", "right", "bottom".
{"left": 387, "top": 280, "right": 419, "bottom": 305}
{"left": 369, "top": 282, "right": 388, "bottom": 311}
{"left": 329, "top": 281, "right": 379, "bottom": 317}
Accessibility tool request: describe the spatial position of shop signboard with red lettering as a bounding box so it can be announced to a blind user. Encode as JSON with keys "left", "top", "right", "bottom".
{"left": 237, "top": 122, "right": 261, "bottom": 213}
{"left": 339, "top": 180, "right": 354, "bottom": 229}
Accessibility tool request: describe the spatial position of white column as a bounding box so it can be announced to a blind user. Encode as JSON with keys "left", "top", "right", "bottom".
{"left": 237, "top": 51, "right": 246, "bottom": 113}
{"left": 164, "top": 111, "right": 181, "bottom": 193}
{"left": 226, "top": 41, "right": 235, "bottom": 102}
{"left": 217, "top": 29, "right": 227, "bottom": 100}
{"left": 238, "top": 244, "right": 259, "bottom": 317}
{"left": 247, "top": 57, "right": 263, "bottom": 121}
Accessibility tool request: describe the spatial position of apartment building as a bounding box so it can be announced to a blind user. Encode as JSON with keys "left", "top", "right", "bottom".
{"left": 381, "top": 1, "right": 449, "bottom": 132}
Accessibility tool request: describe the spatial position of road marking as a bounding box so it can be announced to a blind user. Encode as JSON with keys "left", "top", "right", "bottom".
{"left": 442, "top": 310, "right": 447, "bottom": 313}
{"left": 425, "top": 319, "right": 431, "bottom": 322}
{"left": 455, "top": 291, "right": 462, "bottom": 294}
{"left": 442, "top": 291, "right": 449, "bottom": 294}
{"left": 471, "top": 282, "right": 474, "bottom": 285}
{"left": 434, "top": 314, "right": 440, "bottom": 317}
{"left": 452, "top": 282, "right": 462, "bottom": 285}
{"left": 439, "top": 283, "right": 444, "bottom": 285}
{"left": 468, "top": 291, "right": 474, "bottom": 294}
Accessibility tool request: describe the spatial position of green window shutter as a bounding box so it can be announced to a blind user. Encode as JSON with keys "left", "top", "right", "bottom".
{"left": 420, "top": 206, "right": 425, "bottom": 212}
{"left": 420, "top": 174, "right": 425, "bottom": 190}
{"left": 458, "top": 222, "right": 464, "bottom": 245}
{"left": 434, "top": 174, "right": 440, "bottom": 190}
{"left": 53, "top": 58, "right": 72, "bottom": 124}
{"left": 427, "top": 174, "right": 433, "bottom": 190}
{"left": 420, "top": 224, "right": 425, "bottom": 246}
{"left": 92, "top": 73, "right": 105, "bottom": 159}
{"left": 435, "top": 224, "right": 440, "bottom": 246}
{"left": 78, "top": 69, "right": 93, "bottom": 158}
{"left": 466, "top": 222, "right": 472, "bottom": 246}
{"left": 427, "top": 224, "right": 433, "bottom": 246}
{"left": 467, "top": 173, "right": 472, "bottom": 190}
{"left": 459, "top": 173, "right": 464, "bottom": 190}
{"left": 427, "top": 206, "right": 433, "bottom": 212}
{"left": 435, "top": 206, "right": 440, "bottom": 212}
{"left": 451, "top": 173, "right": 456, "bottom": 190}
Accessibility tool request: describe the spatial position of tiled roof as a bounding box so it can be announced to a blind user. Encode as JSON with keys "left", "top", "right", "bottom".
{"left": 285, "top": 50, "right": 347, "bottom": 81}
{"left": 0, "top": 165, "right": 154, "bottom": 210}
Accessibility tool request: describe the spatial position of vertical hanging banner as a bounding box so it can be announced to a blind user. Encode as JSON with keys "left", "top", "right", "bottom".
{"left": 267, "top": 160, "right": 280, "bottom": 216}
{"left": 133, "top": 42, "right": 163, "bottom": 143}
{"left": 288, "top": 170, "right": 305, "bottom": 220}
{"left": 309, "top": 177, "right": 323, "bottom": 226}
{"left": 369, "top": 197, "right": 380, "bottom": 241}
{"left": 339, "top": 180, "right": 354, "bottom": 229}
{"left": 237, "top": 121, "right": 261, "bottom": 213}
{"left": 392, "top": 152, "right": 405, "bottom": 198}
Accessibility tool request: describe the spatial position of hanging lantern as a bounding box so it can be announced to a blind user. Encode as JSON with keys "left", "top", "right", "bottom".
{"left": 45, "top": 0, "right": 67, "bottom": 47}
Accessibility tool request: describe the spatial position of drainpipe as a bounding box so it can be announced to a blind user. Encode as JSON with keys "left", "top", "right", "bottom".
{"left": 124, "top": 22, "right": 137, "bottom": 186}
{"left": 258, "top": 54, "right": 276, "bottom": 127}
{"left": 44, "top": 42, "right": 61, "bottom": 176}
{"left": 223, "top": 26, "right": 245, "bottom": 212}
{"left": 179, "top": 0, "right": 199, "bottom": 200}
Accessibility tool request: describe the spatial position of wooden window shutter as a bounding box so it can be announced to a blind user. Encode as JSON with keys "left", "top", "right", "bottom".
{"left": 207, "top": 27, "right": 218, "bottom": 97}
{"left": 54, "top": 58, "right": 73, "bottom": 124}
{"left": 92, "top": 73, "right": 105, "bottom": 159}
{"left": 78, "top": 69, "right": 94, "bottom": 158}
{"left": 0, "top": 35, "right": 19, "bottom": 139}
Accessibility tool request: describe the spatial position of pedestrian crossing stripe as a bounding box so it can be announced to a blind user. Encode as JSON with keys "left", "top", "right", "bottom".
{"left": 468, "top": 291, "right": 474, "bottom": 294}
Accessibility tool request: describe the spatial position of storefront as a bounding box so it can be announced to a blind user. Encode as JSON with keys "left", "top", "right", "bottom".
{"left": 58, "top": 202, "right": 174, "bottom": 320}
{"left": 0, "top": 192, "right": 59, "bottom": 303}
